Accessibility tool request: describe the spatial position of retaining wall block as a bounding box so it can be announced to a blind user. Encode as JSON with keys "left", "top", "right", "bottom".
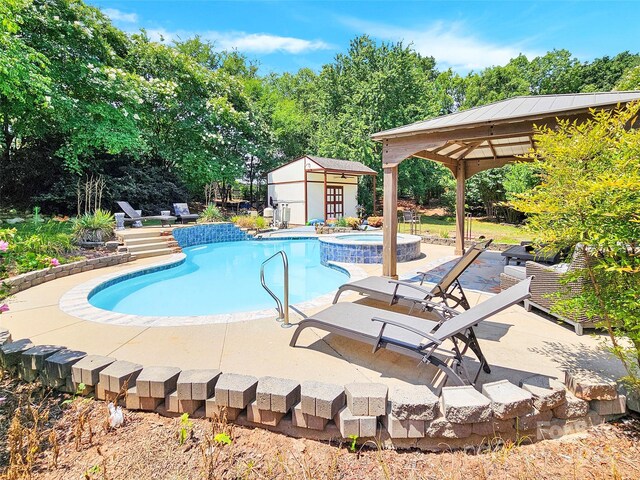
{"left": 553, "top": 391, "right": 589, "bottom": 419}
{"left": 256, "top": 376, "right": 301, "bottom": 414}
{"left": 482, "top": 379, "right": 534, "bottom": 419}
{"left": 246, "top": 400, "right": 286, "bottom": 427}
{"left": 515, "top": 408, "right": 554, "bottom": 431}
{"left": 539, "top": 411, "right": 603, "bottom": 439}
{"left": 20, "top": 345, "right": 63, "bottom": 381}
{"left": 565, "top": 369, "right": 618, "bottom": 401}
{"left": 472, "top": 418, "right": 516, "bottom": 437}
{"left": 176, "top": 369, "right": 221, "bottom": 401}
{"left": 72, "top": 355, "right": 117, "bottom": 386}
{"left": 292, "top": 403, "right": 330, "bottom": 431}
{"left": 519, "top": 375, "right": 567, "bottom": 411}
{"left": 95, "top": 382, "right": 106, "bottom": 401}
{"left": 300, "top": 381, "right": 345, "bottom": 419}
{"left": 617, "top": 383, "right": 640, "bottom": 414}
{"left": 383, "top": 413, "right": 425, "bottom": 439}
{"left": 0, "top": 338, "right": 34, "bottom": 368}
{"left": 98, "top": 360, "right": 143, "bottom": 394}
{"left": 136, "top": 366, "right": 181, "bottom": 399}
{"left": 138, "top": 397, "right": 163, "bottom": 412}
{"left": 345, "top": 383, "right": 388, "bottom": 417}
{"left": 125, "top": 386, "right": 140, "bottom": 410}
{"left": 215, "top": 373, "right": 258, "bottom": 409}
{"left": 166, "top": 390, "right": 203, "bottom": 415}
{"left": 43, "top": 349, "right": 87, "bottom": 384}
{"left": 0, "top": 328, "right": 12, "bottom": 346}
{"left": 424, "top": 416, "right": 472, "bottom": 439}
{"left": 388, "top": 385, "right": 439, "bottom": 421}
{"left": 590, "top": 396, "right": 627, "bottom": 416}
{"left": 335, "top": 406, "right": 377, "bottom": 438}
{"left": 441, "top": 386, "right": 492, "bottom": 424}
{"left": 205, "top": 397, "right": 241, "bottom": 421}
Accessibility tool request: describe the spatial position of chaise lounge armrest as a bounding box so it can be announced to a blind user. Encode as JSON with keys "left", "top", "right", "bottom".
{"left": 370, "top": 317, "right": 442, "bottom": 354}
{"left": 387, "top": 279, "right": 434, "bottom": 298}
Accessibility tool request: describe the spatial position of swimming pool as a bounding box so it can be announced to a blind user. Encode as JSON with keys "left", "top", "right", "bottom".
{"left": 89, "top": 239, "right": 348, "bottom": 316}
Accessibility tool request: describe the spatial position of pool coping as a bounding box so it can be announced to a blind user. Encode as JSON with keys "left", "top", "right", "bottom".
{"left": 59, "top": 252, "right": 368, "bottom": 327}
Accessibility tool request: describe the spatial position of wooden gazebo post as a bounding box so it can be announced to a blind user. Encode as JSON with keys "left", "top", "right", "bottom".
{"left": 382, "top": 164, "right": 398, "bottom": 278}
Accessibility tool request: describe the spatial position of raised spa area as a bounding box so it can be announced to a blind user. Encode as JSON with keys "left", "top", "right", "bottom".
{"left": 319, "top": 232, "right": 422, "bottom": 264}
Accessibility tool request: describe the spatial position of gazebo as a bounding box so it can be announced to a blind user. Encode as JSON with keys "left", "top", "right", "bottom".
{"left": 372, "top": 91, "right": 640, "bottom": 278}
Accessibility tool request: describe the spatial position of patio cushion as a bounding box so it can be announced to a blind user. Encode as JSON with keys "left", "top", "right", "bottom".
{"left": 503, "top": 265, "right": 526, "bottom": 280}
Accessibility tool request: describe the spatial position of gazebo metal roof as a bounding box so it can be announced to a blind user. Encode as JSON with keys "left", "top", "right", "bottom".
{"left": 373, "top": 91, "right": 640, "bottom": 177}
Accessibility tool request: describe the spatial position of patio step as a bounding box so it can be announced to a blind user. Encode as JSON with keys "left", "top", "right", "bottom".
{"left": 118, "top": 229, "right": 182, "bottom": 259}
{"left": 116, "top": 229, "right": 173, "bottom": 241}
{"left": 125, "top": 235, "right": 176, "bottom": 246}
{"left": 127, "top": 241, "right": 176, "bottom": 254}
{"left": 133, "top": 247, "right": 180, "bottom": 259}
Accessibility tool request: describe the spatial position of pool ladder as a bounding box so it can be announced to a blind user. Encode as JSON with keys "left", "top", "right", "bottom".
{"left": 260, "top": 250, "right": 291, "bottom": 327}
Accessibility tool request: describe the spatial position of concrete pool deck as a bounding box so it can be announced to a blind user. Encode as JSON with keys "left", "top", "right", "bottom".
{"left": 0, "top": 243, "right": 626, "bottom": 392}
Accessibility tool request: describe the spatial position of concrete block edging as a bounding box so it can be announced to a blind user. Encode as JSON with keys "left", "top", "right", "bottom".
{"left": 0, "top": 327, "right": 629, "bottom": 451}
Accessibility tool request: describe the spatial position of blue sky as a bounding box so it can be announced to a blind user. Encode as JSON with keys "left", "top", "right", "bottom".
{"left": 88, "top": 1, "right": 640, "bottom": 74}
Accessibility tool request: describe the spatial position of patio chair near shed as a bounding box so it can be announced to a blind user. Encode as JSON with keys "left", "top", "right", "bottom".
{"left": 333, "top": 239, "right": 493, "bottom": 310}
{"left": 172, "top": 203, "right": 199, "bottom": 224}
{"left": 116, "top": 201, "right": 176, "bottom": 227}
{"left": 290, "top": 277, "right": 532, "bottom": 387}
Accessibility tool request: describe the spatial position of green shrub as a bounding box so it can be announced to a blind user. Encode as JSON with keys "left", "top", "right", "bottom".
{"left": 72, "top": 210, "right": 115, "bottom": 243}
{"left": 232, "top": 215, "right": 256, "bottom": 229}
{"left": 199, "top": 204, "right": 224, "bottom": 223}
{"left": 255, "top": 216, "right": 267, "bottom": 230}
{"left": 336, "top": 217, "right": 348, "bottom": 227}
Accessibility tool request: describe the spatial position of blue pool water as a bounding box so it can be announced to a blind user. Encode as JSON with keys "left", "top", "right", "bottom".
{"left": 335, "top": 234, "right": 384, "bottom": 243}
{"left": 89, "top": 239, "right": 348, "bottom": 316}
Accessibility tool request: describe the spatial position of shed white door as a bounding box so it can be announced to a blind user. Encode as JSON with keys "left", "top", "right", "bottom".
{"left": 326, "top": 186, "right": 344, "bottom": 219}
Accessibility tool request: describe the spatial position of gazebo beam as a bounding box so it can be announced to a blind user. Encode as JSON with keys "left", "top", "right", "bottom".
{"left": 380, "top": 113, "right": 592, "bottom": 166}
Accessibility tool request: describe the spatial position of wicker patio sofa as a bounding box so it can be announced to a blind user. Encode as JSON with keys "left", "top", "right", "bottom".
{"left": 524, "top": 246, "right": 597, "bottom": 335}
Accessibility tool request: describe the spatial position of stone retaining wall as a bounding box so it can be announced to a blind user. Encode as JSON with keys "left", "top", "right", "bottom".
{"left": 0, "top": 327, "right": 629, "bottom": 451}
{"left": 2, "top": 253, "right": 133, "bottom": 295}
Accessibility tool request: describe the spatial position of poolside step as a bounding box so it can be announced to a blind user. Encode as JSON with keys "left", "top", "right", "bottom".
{"left": 125, "top": 235, "right": 176, "bottom": 246}
{"left": 118, "top": 229, "right": 182, "bottom": 258}
{"left": 116, "top": 229, "right": 173, "bottom": 241}
{"left": 133, "top": 247, "right": 180, "bottom": 259}
{"left": 127, "top": 241, "right": 176, "bottom": 254}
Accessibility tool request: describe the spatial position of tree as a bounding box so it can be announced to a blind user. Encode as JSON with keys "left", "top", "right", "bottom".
{"left": 510, "top": 103, "right": 640, "bottom": 390}
{"left": 309, "top": 35, "right": 441, "bottom": 211}
{"left": 616, "top": 65, "right": 640, "bottom": 90}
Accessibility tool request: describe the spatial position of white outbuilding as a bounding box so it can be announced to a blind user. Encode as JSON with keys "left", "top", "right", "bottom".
{"left": 266, "top": 155, "right": 377, "bottom": 225}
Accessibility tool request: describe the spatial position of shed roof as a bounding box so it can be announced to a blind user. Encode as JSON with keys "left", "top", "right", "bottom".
{"left": 372, "top": 91, "right": 640, "bottom": 140}
{"left": 305, "top": 155, "right": 377, "bottom": 174}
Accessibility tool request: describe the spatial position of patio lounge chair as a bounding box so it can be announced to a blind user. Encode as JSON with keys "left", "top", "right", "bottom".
{"left": 333, "top": 239, "right": 493, "bottom": 310}
{"left": 290, "top": 277, "right": 532, "bottom": 387}
{"left": 116, "top": 201, "right": 176, "bottom": 227}
{"left": 172, "top": 203, "right": 199, "bottom": 224}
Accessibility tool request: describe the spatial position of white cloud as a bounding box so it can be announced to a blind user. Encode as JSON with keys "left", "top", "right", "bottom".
{"left": 103, "top": 8, "right": 139, "bottom": 24}
{"left": 144, "top": 28, "right": 331, "bottom": 54}
{"left": 340, "top": 17, "right": 540, "bottom": 71}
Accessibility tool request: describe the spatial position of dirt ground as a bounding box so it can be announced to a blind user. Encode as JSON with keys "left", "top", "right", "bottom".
{"left": 1, "top": 374, "right": 639, "bottom": 480}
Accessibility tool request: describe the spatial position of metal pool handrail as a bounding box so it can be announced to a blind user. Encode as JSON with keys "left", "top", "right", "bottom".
{"left": 260, "top": 250, "right": 290, "bottom": 327}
